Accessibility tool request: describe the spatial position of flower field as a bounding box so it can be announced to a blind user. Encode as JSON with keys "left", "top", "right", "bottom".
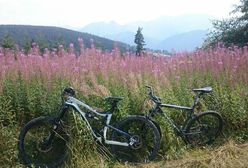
{"left": 0, "top": 42, "right": 248, "bottom": 167}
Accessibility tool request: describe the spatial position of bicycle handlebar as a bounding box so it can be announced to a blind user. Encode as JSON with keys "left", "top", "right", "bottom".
{"left": 145, "top": 85, "right": 161, "bottom": 104}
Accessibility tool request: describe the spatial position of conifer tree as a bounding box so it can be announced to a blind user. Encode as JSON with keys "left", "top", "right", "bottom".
{"left": 2, "top": 34, "right": 14, "bottom": 49}
{"left": 134, "top": 27, "right": 145, "bottom": 56}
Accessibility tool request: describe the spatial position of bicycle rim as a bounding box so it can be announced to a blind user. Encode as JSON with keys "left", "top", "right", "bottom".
{"left": 186, "top": 112, "right": 223, "bottom": 146}
{"left": 19, "top": 117, "right": 69, "bottom": 167}
{"left": 111, "top": 116, "right": 160, "bottom": 163}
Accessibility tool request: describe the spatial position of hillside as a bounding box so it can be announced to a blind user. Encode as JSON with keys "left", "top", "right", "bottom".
{"left": 0, "top": 25, "right": 130, "bottom": 52}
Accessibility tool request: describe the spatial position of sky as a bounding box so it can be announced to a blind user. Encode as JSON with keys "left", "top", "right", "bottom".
{"left": 0, "top": 0, "right": 240, "bottom": 28}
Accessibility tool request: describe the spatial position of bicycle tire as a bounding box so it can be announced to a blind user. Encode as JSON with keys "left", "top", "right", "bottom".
{"left": 185, "top": 111, "right": 223, "bottom": 146}
{"left": 111, "top": 115, "right": 160, "bottom": 163}
{"left": 18, "top": 116, "right": 69, "bottom": 168}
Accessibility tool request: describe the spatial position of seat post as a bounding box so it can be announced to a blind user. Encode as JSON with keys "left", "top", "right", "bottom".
{"left": 109, "top": 101, "right": 118, "bottom": 113}
{"left": 192, "top": 92, "right": 202, "bottom": 111}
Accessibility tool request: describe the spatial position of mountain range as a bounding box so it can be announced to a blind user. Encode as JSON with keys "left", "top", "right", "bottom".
{"left": 79, "top": 14, "right": 215, "bottom": 51}
{"left": 0, "top": 25, "right": 130, "bottom": 52}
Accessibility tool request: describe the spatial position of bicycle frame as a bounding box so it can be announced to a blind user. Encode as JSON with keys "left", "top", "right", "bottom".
{"left": 146, "top": 86, "right": 207, "bottom": 143}
{"left": 60, "top": 96, "right": 131, "bottom": 147}
{"left": 149, "top": 103, "right": 194, "bottom": 142}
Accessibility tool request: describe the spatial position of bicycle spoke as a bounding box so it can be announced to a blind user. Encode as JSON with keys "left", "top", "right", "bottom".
{"left": 111, "top": 116, "right": 160, "bottom": 163}
{"left": 18, "top": 117, "right": 69, "bottom": 167}
{"left": 185, "top": 112, "right": 223, "bottom": 146}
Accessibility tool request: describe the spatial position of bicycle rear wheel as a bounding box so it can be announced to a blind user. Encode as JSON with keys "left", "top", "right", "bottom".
{"left": 185, "top": 111, "right": 223, "bottom": 146}
{"left": 111, "top": 116, "right": 160, "bottom": 163}
{"left": 18, "top": 116, "right": 69, "bottom": 168}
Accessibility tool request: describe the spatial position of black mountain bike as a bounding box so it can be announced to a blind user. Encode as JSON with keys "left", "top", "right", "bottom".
{"left": 18, "top": 87, "right": 160, "bottom": 167}
{"left": 144, "top": 85, "right": 223, "bottom": 146}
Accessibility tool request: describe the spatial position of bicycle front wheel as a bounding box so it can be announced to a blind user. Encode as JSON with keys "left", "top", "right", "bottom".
{"left": 18, "top": 116, "right": 69, "bottom": 168}
{"left": 185, "top": 111, "right": 223, "bottom": 146}
{"left": 111, "top": 116, "right": 160, "bottom": 163}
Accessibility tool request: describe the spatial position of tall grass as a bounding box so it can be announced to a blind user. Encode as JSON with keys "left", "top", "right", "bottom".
{"left": 0, "top": 42, "right": 247, "bottom": 167}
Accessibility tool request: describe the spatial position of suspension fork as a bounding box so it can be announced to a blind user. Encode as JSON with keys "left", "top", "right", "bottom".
{"left": 42, "top": 124, "right": 58, "bottom": 147}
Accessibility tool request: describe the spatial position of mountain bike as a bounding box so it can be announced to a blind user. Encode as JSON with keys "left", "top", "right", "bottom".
{"left": 144, "top": 85, "right": 223, "bottom": 146}
{"left": 18, "top": 87, "right": 161, "bottom": 167}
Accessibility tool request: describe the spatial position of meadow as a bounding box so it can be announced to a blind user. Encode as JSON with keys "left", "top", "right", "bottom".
{"left": 0, "top": 41, "right": 248, "bottom": 167}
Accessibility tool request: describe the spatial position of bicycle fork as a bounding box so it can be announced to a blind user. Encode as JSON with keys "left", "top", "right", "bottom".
{"left": 41, "top": 106, "right": 69, "bottom": 149}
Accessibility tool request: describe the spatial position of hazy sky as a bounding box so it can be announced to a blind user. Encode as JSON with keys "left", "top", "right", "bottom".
{"left": 0, "top": 0, "right": 240, "bottom": 28}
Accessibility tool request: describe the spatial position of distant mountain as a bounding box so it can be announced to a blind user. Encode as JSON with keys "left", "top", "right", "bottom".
{"left": 82, "top": 21, "right": 126, "bottom": 37}
{"left": 156, "top": 30, "right": 208, "bottom": 51}
{"left": 127, "top": 14, "right": 214, "bottom": 40}
{"left": 79, "top": 14, "right": 215, "bottom": 51}
{"left": 0, "top": 25, "right": 130, "bottom": 52}
{"left": 108, "top": 31, "right": 135, "bottom": 45}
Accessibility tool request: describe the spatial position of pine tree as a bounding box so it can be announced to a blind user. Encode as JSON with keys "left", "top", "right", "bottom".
{"left": 36, "top": 33, "right": 49, "bottom": 54}
{"left": 2, "top": 34, "right": 14, "bottom": 49}
{"left": 23, "top": 34, "right": 31, "bottom": 54}
{"left": 134, "top": 27, "right": 145, "bottom": 56}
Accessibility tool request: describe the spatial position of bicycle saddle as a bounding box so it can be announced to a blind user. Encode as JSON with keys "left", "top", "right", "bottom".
{"left": 193, "top": 87, "right": 212, "bottom": 93}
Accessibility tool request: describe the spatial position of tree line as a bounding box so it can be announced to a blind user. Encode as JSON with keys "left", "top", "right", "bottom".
{"left": 0, "top": 25, "right": 130, "bottom": 54}
{"left": 204, "top": 0, "right": 248, "bottom": 47}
